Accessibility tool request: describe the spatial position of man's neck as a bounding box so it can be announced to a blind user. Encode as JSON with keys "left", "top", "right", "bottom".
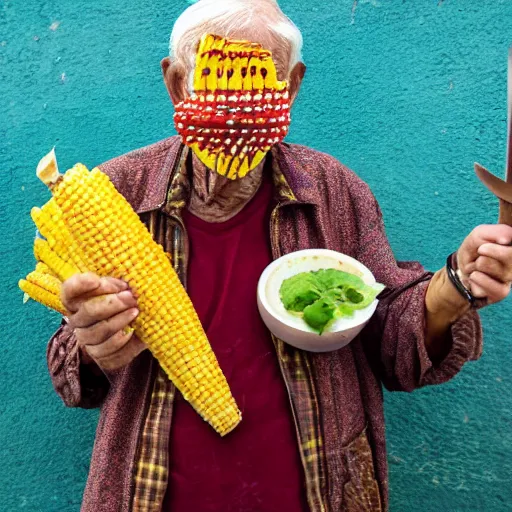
{"left": 187, "top": 153, "right": 266, "bottom": 223}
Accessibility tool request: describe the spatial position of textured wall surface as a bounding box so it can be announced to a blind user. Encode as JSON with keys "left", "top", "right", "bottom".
{"left": 1, "top": 0, "right": 511, "bottom": 510}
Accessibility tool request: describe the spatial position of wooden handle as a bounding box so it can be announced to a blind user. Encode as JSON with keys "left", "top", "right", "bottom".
{"left": 475, "top": 163, "right": 512, "bottom": 226}
{"left": 499, "top": 199, "right": 512, "bottom": 226}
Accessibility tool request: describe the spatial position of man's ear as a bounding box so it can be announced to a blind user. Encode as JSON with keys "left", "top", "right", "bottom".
{"left": 161, "top": 57, "right": 188, "bottom": 105}
{"left": 289, "top": 62, "right": 306, "bottom": 105}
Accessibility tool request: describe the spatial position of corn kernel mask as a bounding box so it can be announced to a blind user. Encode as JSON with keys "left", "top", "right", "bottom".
{"left": 174, "top": 34, "right": 291, "bottom": 180}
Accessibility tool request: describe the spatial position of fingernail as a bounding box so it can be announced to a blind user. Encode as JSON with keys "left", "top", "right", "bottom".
{"left": 117, "top": 290, "right": 134, "bottom": 302}
{"left": 131, "top": 308, "right": 139, "bottom": 317}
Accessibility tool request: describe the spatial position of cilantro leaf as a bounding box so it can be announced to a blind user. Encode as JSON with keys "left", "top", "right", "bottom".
{"left": 279, "top": 268, "right": 385, "bottom": 334}
{"left": 279, "top": 272, "right": 322, "bottom": 312}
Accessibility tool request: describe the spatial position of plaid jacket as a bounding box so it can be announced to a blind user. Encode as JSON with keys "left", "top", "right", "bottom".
{"left": 47, "top": 137, "right": 483, "bottom": 512}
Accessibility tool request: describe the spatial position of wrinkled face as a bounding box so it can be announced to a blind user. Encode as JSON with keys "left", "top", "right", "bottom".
{"left": 174, "top": 34, "right": 291, "bottom": 180}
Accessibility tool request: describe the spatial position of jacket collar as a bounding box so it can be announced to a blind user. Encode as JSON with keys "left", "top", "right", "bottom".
{"left": 271, "top": 143, "right": 320, "bottom": 207}
{"left": 143, "top": 138, "right": 319, "bottom": 216}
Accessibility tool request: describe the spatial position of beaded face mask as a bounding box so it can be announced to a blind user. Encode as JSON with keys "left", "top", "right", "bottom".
{"left": 174, "top": 34, "right": 291, "bottom": 180}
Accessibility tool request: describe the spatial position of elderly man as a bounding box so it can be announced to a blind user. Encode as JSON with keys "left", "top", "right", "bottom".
{"left": 48, "top": 0, "right": 512, "bottom": 511}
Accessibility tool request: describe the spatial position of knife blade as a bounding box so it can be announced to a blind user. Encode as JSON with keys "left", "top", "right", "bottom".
{"left": 502, "top": 46, "right": 512, "bottom": 224}
{"left": 475, "top": 163, "right": 512, "bottom": 203}
{"left": 475, "top": 47, "right": 512, "bottom": 227}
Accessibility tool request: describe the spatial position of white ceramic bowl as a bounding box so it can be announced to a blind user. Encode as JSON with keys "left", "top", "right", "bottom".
{"left": 257, "top": 249, "right": 381, "bottom": 352}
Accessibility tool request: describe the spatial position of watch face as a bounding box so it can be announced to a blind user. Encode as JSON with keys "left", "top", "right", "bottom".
{"left": 175, "top": 34, "right": 291, "bottom": 180}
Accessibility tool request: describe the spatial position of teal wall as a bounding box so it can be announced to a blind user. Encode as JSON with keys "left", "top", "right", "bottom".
{"left": 2, "top": 1, "right": 511, "bottom": 510}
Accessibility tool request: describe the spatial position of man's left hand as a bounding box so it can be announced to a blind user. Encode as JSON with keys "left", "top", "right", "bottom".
{"left": 457, "top": 224, "right": 512, "bottom": 305}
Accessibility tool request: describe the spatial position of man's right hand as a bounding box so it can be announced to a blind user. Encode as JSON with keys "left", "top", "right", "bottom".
{"left": 61, "top": 273, "right": 146, "bottom": 370}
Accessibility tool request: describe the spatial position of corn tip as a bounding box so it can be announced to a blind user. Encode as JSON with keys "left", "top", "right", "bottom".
{"left": 36, "top": 148, "right": 61, "bottom": 185}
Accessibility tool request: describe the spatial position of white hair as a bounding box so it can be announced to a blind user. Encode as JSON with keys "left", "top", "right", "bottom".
{"left": 170, "top": 0, "right": 303, "bottom": 87}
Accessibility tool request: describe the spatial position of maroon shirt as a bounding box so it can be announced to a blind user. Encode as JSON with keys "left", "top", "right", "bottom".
{"left": 164, "top": 171, "right": 308, "bottom": 511}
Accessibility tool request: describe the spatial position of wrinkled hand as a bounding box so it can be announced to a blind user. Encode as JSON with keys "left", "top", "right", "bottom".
{"left": 61, "top": 272, "right": 146, "bottom": 370}
{"left": 457, "top": 225, "right": 512, "bottom": 305}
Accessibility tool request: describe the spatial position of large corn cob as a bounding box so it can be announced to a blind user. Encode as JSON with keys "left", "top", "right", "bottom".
{"left": 26, "top": 149, "right": 241, "bottom": 436}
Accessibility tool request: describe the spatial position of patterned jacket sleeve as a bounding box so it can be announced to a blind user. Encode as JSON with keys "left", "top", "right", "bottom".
{"left": 47, "top": 320, "right": 110, "bottom": 408}
{"left": 355, "top": 185, "right": 483, "bottom": 392}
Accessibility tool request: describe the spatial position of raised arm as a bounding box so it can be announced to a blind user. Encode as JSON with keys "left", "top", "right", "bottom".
{"left": 355, "top": 187, "right": 483, "bottom": 392}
